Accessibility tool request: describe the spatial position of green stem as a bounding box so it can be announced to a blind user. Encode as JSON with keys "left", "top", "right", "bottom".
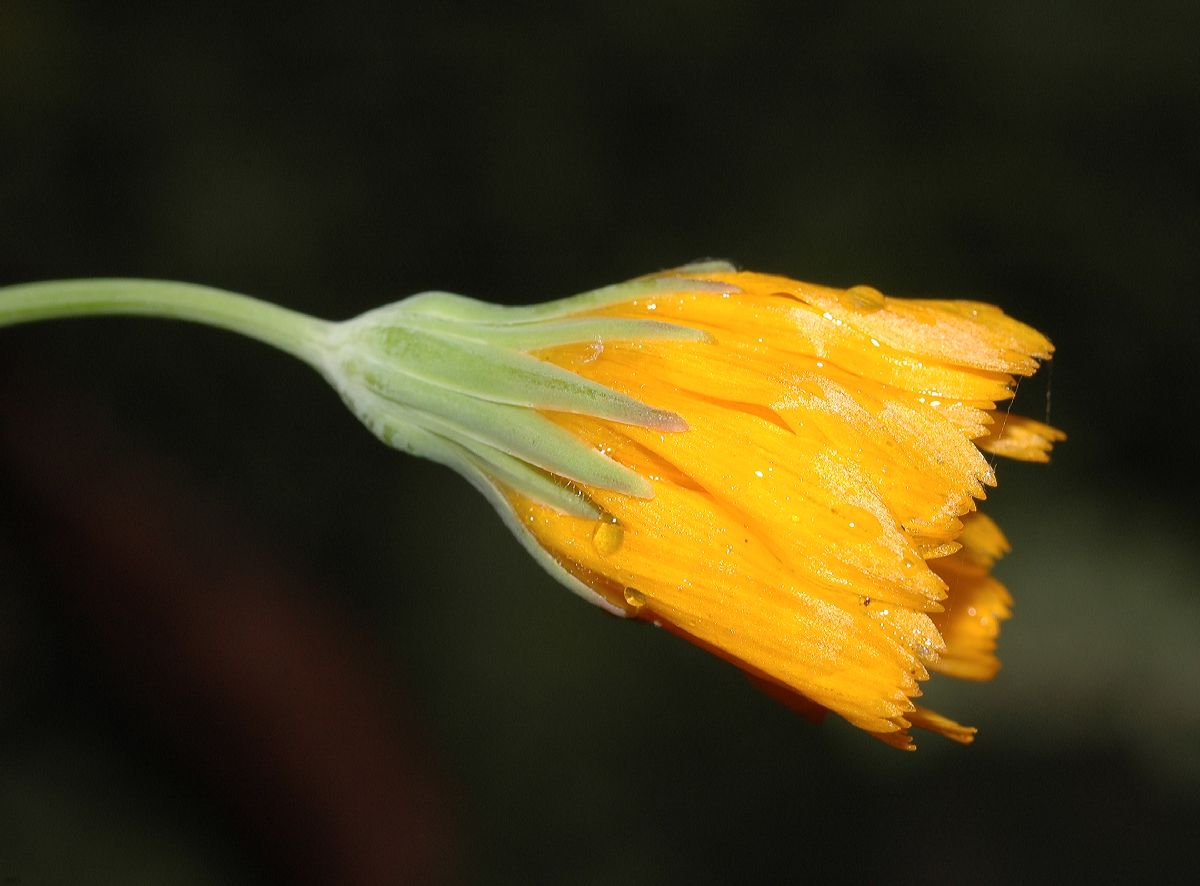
{"left": 0, "top": 278, "right": 332, "bottom": 368}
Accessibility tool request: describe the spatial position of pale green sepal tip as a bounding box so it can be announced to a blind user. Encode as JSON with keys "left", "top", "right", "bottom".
{"left": 398, "top": 272, "right": 740, "bottom": 325}
{"left": 338, "top": 407, "right": 625, "bottom": 615}
{"left": 338, "top": 361, "right": 654, "bottom": 498}
{"left": 452, "top": 444, "right": 601, "bottom": 520}
{"left": 663, "top": 259, "right": 739, "bottom": 274}
{"left": 355, "top": 324, "right": 685, "bottom": 431}
{"left": 418, "top": 406, "right": 654, "bottom": 501}
{"left": 409, "top": 423, "right": 602, "bottom": 521}
{"left": 337, "top": 387, "right": 601, "bottom": 519}
{"left": 386, "top": 314, "right": 713, "bottom": 349}
{"left": 468, "top": 471, "right": 628, "bottom": 617}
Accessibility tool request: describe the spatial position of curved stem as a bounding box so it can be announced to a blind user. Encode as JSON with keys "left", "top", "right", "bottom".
{"left": 0, "top": 278, "right": 332, "bottom": 369}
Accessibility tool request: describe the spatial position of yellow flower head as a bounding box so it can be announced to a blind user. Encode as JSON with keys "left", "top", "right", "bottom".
{"left": 0, "top": 264, "right": 1062, "bottom": 749}
{"left": 502, "top": 265, "right": 1062, "bottom": 749}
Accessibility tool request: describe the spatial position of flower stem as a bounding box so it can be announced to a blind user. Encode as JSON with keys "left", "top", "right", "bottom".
{"left": 0, "top": 278, "right": 331, "bottom": 368}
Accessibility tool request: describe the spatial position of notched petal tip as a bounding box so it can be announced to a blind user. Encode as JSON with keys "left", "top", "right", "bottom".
{"left": 977, "top": 414, "right": 1067, "bottom": 463}
{"left": 908, "top": 706, "right": 977, "bottom": 745}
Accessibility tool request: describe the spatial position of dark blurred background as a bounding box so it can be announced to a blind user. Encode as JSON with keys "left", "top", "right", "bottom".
{"left": 2, "top": 2, "right": 1198, "bottom": 883}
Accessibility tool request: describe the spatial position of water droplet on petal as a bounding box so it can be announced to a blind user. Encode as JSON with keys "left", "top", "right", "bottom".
{"left": 591, "top": 517, "right": 624, "bottom": 556}
{"left": 623, "top": 587, "right": 646, "bottom": 608}
{"left": 842, "top": 285, "right": 885, "bottom": 312}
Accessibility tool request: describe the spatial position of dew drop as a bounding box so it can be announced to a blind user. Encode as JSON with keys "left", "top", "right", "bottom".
{"left": 591, "top": 517, "right": 624, "bottom": 556}
{"left": 842, "top": 285, "right": 885, "bottom": 312}
{"left": 623, "top": 587, "right": 646, "bottom": 608}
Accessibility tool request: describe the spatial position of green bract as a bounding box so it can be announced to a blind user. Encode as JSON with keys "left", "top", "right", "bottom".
{"left": 0, "top": 265, "right": 736, "bottom": 613}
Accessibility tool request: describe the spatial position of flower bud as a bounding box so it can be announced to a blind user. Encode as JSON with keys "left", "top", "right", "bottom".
{"left": 331, "top": 263, "right": 1061, "bottom": 748}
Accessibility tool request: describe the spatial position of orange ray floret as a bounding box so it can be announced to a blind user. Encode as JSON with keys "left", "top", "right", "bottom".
{"left": 506, "top": 268, "right": 1061, "bottom": 749}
